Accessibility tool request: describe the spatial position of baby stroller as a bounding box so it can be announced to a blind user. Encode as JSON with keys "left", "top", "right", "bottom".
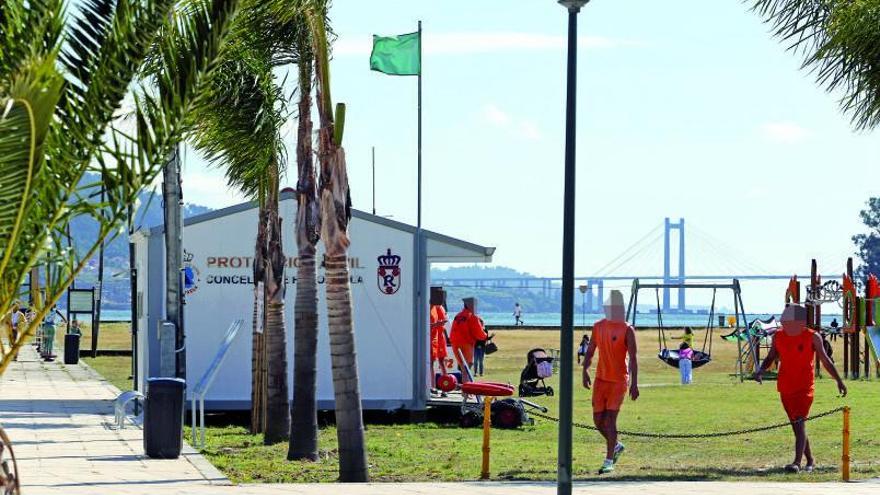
{"left": 519, "top": 348, "right": 554, "bottom": 397}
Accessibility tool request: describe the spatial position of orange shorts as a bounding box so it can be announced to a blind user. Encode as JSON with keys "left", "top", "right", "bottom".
{"left": 592, "top": 378, "right": 628, "bottom": 413}
{"left": 780, "top": 391, "right": 814, "bottom": 421}
{"left": 431, "top": 329, "right": 447, "bottom": 361}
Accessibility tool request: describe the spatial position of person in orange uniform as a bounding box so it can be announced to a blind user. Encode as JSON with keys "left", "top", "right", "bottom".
{"left": 756, "top": 304, "right": 846, "bottom": 473}
{"left": 429, "top": 287, "right": 449, "bottom": 377}
{"left": 450, "top": 297, "right": 487, "bottom": 381}
{"left": 582, "top": 290, "right": 639, "bottom": 474}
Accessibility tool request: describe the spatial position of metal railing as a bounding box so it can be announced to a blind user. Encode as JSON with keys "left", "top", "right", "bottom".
{"left": 113, "top": 390, "right": 145, "bottom": 429}
{"left": 191, "top": 319, "right": 243, "bottom": 449}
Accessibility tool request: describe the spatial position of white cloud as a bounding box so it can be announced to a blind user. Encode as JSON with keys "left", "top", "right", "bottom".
{"left": 518, "top": 120, "right": 542, "bottom": 141}
{"left": 481, "top": 103, "right": 542, "bottom": 141}
{"left": 335, "top": 32, "right": 635, "bottom": 56}
{"left": 759, "top": 122, "right": 810, "bottom": 144}
{"left": 482, "top": 103, "right": 510, "bottom": 126}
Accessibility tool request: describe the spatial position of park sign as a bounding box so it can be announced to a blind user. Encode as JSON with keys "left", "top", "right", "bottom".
{"left": 67, "top": 288, "right": 95, "bottom": 314}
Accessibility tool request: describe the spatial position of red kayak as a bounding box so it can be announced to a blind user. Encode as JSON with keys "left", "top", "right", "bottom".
{"left": 461, "top": 381, "right": 514, "bottom": 397}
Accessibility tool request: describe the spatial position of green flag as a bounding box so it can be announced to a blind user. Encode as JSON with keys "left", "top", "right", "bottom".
{"left": 370, "top": 32, "right": 420, "bottom": 76}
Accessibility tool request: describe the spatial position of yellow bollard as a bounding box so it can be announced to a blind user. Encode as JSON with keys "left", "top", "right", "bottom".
{"left": 481, "top": 397, "right": 493, "bottom": 480}
{"left": 842, "top": 406, "right": 850, "bottom": 482}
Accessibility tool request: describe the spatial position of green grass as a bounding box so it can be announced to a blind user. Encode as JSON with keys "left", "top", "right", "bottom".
{"left": 83, "top": 355, "right": 132, "bottom": 391}
{"left": 87, "top": 328, "right": 880, "bottom": 482}
{"left": 75, "top": 321, "right": 133, "bottom": 350}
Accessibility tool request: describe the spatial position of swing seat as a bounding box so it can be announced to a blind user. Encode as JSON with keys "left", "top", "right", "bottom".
{"left": 658, "top": 349, "right": 711, "bottom": 369}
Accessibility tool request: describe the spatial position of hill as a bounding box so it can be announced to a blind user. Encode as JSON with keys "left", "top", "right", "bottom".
{"left": 65, "top": 175, "right": 211, "bottom": 311}
{"left": 430, "top": 265, "right": 560, "bottom": 313}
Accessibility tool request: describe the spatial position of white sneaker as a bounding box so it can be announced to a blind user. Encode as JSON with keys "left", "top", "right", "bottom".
{"left": 613, "top": 442, "right": 625, "bottom": 462}
{"left": 598, "top": 459, "right": 614, "bottom": 474}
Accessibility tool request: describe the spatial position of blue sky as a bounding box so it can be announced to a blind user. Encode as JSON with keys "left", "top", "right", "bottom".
{"left": 175, "top": 0, "right": 880, "bottom": 311}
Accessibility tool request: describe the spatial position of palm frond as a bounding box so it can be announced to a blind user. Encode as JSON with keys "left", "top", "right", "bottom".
{"left": 137, "top": 0, "right": 241, "bottom": 163}
{"left": 0, "top": 0, "right": 64, "bottom": 87}
{"left": 189, "top": 52, "right": 288, "bottom": 201}
{"left": 751, "top": 0, "right": 880, "bottom": 130}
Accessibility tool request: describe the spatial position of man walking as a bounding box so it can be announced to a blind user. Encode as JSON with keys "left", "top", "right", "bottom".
{"left": 756, "top": 304, "right": 846, "bottom": 473}
{"left": 513, "top": 303, "right": 524, "bottom": 326}
{"left": 582, "top": 290, "right": 639, "bottom": 474}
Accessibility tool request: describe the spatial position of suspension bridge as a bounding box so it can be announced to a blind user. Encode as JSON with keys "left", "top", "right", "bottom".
{"left": 433, "top": 218, "right": 841, "bottom": 313}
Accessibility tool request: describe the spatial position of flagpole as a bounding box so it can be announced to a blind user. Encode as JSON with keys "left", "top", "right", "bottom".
{"left": 415, "top": 19, "right": 426, "bottom": 411}
{"left": 417, "top": 20, "right": 422, "bottom": 232}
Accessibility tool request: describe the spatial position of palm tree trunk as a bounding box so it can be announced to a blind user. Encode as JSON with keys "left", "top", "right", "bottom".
{"left": 288, "top": 47, "right": 321, "bottom": 461}
{"left": 250, "top": 206, "right": 268, "bottom": 434}
{"left": 317, "top": 110, "right": 368, "bottom": 482}
{"left": 307, "top": 4, "right": 368, "bottom": 480}
{"left": 263, "top": 165, "right": 290, "bottom": 445}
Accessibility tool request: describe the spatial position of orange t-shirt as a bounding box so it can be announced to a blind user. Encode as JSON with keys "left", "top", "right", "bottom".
{"left": 773, "top": 328, "right": 816, "bottom": 395}
{"left": 430, "top": 305, "right": 448, "bottom": 359}
{"left": 430, "top": 305, "right": 447, "bottom": 327}
{"left": 449, "top": 308, "right": 487, "bottom": 347}
{"left": 593, "top": 319, "right": 630, "bottom": 383}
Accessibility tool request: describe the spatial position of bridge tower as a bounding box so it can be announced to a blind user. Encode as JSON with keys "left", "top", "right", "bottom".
{"left": 663, "top": 217, "right": 686, "bottom": 312}
{"left": 582, "top": 278, "right": 604, "bottom": 313}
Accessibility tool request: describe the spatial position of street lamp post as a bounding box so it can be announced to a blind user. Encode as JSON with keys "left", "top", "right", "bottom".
{"left": 557, "top": 1, "right": 589, "bottom": 495}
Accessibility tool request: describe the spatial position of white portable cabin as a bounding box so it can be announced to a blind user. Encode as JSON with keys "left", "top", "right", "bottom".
{"left": 132, "top": 191, "right": 494, "bottom": 412}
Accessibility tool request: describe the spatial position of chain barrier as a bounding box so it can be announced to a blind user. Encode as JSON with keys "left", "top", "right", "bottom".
{"left": 529, "top": 406, "right": 846, "bottom": 439}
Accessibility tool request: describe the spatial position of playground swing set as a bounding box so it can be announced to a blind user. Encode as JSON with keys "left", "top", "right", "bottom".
{"left": 625, "top": 279, "right": 758, "bottom": 378}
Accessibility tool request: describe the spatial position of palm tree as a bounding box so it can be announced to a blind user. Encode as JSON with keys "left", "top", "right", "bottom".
{"left": 250, "top": 205, "right": 268, "bottom": 434}
{"left": 288, "top": 14, "right": 322, "bottom": 462}
{"left": 752, "top": 0, "right": 880, "bottom": 130}
{"left": 0, "top": 0, "right": 239, "bottom": 375}
{"left": 304, "top": 0, "right": 369, "bottom": 481}
{"left": 186, "top": 2, "right": 299, "bottom": 443}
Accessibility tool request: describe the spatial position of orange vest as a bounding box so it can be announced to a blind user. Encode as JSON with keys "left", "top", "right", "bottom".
{"left": 593, "top": 319, "right": 630, "bottom": 383}
{"left": 450, "top": 308, "right": 487, "bottom": 347}
{"left": 774, "top": 328, "right": 816, "bottom": 395}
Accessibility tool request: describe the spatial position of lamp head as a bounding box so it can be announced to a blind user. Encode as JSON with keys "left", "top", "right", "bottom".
{"left": 559, "top": 0, "right": 590, "bottom": 12}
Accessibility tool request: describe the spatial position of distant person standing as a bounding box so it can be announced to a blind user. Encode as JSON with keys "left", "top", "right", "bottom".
{"left": 678, "top": 342, "right": 693, "bottom": 385}
{"left": 429, "top": 288, "right": 449, "bottom": 376}
{"left": 473, "top": 336, "right": 486, "bottom": 377}
{"left": 450, "top": 297, "right": 488, "bottom": 381}
{"left": 577, "top": 334, "right": 590, "bottom": 364}
{"left": 513, "top": 303, "right": 524, "bottom": 326}
{"left": 4, "top": 302, "right": 25, "bottom": 361}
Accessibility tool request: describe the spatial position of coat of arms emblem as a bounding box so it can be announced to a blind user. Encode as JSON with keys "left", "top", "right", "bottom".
{"left": 377, "top": 249, "right": 401, "bottom": 295}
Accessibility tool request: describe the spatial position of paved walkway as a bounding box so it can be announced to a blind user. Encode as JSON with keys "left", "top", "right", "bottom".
{"left": 0, "top": 346, "right": 225, "bottom": 494}
{"left": 1, "top": 346, "right": 878, "bottom": 494}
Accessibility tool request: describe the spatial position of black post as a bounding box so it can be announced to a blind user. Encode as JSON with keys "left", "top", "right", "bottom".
{"left": 129, "top": 202, "right": 139, "bottom": 410}
{"left": 162, "top": 146, "right": 186, "bottom": 380}
{"left": 417, "top": 20, "right": 422, "bottom": 232}
{"left": 92, "top": 185, "right": 105, "bottom": 358}
{"left": 66, "top": 223, "right": 74, "bottom": 326}
{"left": 557, "top": 2, "right": 586, "bottom": 494}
